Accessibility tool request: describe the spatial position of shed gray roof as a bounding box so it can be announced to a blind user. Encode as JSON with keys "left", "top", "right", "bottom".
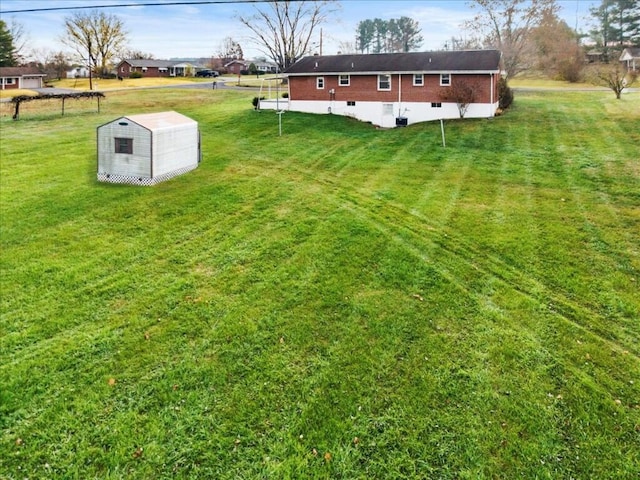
{"left": 284, "top": 50, "right": 502, "bottom": 75}
{"left": 99, "top": 111, "right": 197, "bottom": 131}
{"left": 121, "top": 59, "right": 177, "bottom": 68}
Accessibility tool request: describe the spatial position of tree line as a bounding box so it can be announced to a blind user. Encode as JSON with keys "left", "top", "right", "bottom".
{"left": 1, "top": 0, "right": 638, "bottom": 90}
{"left": 355, "top": 17, "right": 423, "bottom": 54}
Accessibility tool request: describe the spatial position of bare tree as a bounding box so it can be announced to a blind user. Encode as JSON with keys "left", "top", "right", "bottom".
{"left": 441, "top": 80, "right": 479, "bottom": 118}
{"left": 9, "top": 18, "right": 28, "bottom": 64}
{"left": 441, "top": 35, "right": 483, "bottom": 51}
{"left": 465, "top": 0, "right": 559, "bottom": 79}
{"left": 61, "top": 10, "right": 127, "bottom": 89}
{"left": 119, "top": 49, "right": 155, "bottom": 61}
{"left": 591, "top": 65, "right": 637, "bottom": 99}
{"left": 218, "top": 37, "right": 244, "bottom": 62}
{"left": 531, "top": 10, "right": 584, "bottom": 82}
{"left": 238, "top": 1, "right": 337, "bottom": 71}
{"left": 337, "top": 40, "right": 356, "bottom": 54}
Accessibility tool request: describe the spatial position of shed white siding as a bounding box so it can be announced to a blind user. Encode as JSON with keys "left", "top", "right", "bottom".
{"left": 97, "top": 111, "right": 199, "bottom": 185}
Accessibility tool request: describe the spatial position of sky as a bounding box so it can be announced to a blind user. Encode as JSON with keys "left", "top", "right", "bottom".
{"left": 1, "top": 0, "right": 599, "bottom": 62}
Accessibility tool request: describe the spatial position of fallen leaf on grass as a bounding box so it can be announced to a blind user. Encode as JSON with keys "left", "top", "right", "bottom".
{"left": 324, "top": 452, "right": 332, "bottom": 462}
{"left": 312, "top": 448, "right": 318, "bottom": 457}
{"left": 133, "top": 447, "right": 143, "bottom": 458}
{"left": 411, "top": 293, "right": 424, "bottom": 301}
{"left": 108, "top": 378, "right": 116, "bottom": 386}
{"left": 144, "top": 332, "right": 150, "bottom": 340}
{"left": 15, "top": 438, "right": 23, "bottom": 446}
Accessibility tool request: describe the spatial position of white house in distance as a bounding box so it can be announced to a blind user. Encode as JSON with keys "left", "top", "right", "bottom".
{"left": 97, "top": 111, "right": 200, "bottom": 186}
{"left": 619, "top": 47, "right": 640, "bottom": 71}
{"left": 265, "top": 50, "right": 503, "bottom": 128}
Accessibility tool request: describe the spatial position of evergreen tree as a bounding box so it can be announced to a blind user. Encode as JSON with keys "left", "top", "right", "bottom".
{"left": 355, "top": 17, "right": 422, "bottom": 54}
{"left": 0, "top": 19, "right": 18, "bottom": 67}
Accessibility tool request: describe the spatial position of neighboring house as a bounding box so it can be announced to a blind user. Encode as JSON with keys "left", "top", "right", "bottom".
{"left": 0, "top": 67, "right": 47, "bottom": 90}
{"left": 225, "top": 59, "right": 248, "bottom": 74}
{"left": 116, "top": 59, "right": 200, "bottom": 78}
{"left": 66, "top": 65, "right": 90, "bottom": 78}
{"left": 253, "top": 60, "right": 278, "bottom": 73}
{"left": 275, "top": 50, "right": 503, "bottom": 128}
{"left": 97, "top": 111, "right": 201, "bottom": 186}
{"left": 620, "top": 47, "right": 640, "bottom": 71}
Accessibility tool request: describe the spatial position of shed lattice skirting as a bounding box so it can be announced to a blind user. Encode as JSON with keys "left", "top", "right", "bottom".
{"left": 97, "top": 163, "right": 198, "bottom": 186}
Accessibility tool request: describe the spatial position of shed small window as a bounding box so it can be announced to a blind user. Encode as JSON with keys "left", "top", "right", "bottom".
{"left": 115, "top": 137, "right": 133, "bottom": 154}
{"left": 440, "top": 74, "right": 451, "bottom": 86}
{"left": 413, "top": 74, "right": 424, "bottom": 86}
{"left": 339, "top": 74, "right": 350, "bottom": 86}
{"left": 317, "top": 77, "right": 324, "bottom": 89}
{"left": 378, "top": 74, "right": 391, "bottom": 91}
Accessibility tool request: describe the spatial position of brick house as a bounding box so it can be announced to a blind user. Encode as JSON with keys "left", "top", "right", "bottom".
{"left": 275, "top": 50, "right": 503, "bottom": 128}
{"left": 116, "top": 59, "right": 200, "bottom": 78}
{"left": 224, "top": 59, "right": 248, "bottom": 75}
{"left": 0, "top": 67, "right": 47, "bottom": 90}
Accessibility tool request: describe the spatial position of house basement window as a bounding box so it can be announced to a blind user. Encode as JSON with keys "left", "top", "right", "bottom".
{"left": 413, "top": 74, "right": 424, "bottom": 86}
{"left": 440, "top": 74, "right": 451, "bottom": 86}
{"left": 317, "top": 77, "right": 324, "bottom": 89}
{"left": 339, "top": 74, "right": 350, "bottom": 86}
{"left": 378, "top": 74, "right": 391, "bottom": 91}
{"left": 431, "top": 102, "right": 442, "bottom": 108}
{"left": 115, "top": 137, "right": 133, "bottom": 154}
{"left": 347, "top": 101, "right": 356, "bottom": 106}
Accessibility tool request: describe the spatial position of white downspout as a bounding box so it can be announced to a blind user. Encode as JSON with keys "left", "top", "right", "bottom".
{"left": 398, "top": 73, "right": 402, "bottom": 117}
{"left": 490, "top": 73, "right": 494, "bottom": 116}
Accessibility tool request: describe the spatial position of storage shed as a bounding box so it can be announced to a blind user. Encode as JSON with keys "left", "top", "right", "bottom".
{"left": 97, "top": 111, "right": 200, "bottom": 185}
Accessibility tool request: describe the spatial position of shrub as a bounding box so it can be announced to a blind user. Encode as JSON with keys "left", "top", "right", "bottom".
{"left": 498, "top": 77, "right": 514, "bottom": 109}
{"left": 129, "top": 71, "right": 143, "bottom": 79}
{"left": 252, "top": 96, "right": 265, "bottom": 110}
{"left": 282, "top": 92, "right": 289, "bottom": 98}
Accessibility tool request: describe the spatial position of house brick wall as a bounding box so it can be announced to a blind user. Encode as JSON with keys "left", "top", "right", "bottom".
{"left": 289, "top": 73, "right": 498, "bottom": 105}
{"left": 117, "top": 62, "right": 170, "bottom": 78}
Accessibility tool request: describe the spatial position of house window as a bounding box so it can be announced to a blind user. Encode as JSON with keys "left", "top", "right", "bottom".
{"left": 440, "top": 74, "right": 451, "bottom": 86}
{"left": 159, "top": 68, "right": 168, "bottom": 72}
{"left": 347, "top": 101, "right": 356, "bottom": 106}
{"left": 115, "top": 137, "right": 133, "bottom": 154}
{"left": 142, "top": 67, "right": 148, "bottom": 72}
{"left": 413, "top": 74, "right": 424, "bottom": 86}
{"left": 431, "top": 102, "right": 442, "bottom": 108}
{"left": 6, "top": 78, "right": 15, "bottom": 85}
{"left": 317, "top": 77, "right": 324, "bottom": 89}
{"left": 339, "top": 74, "right": 350, "bottom": 86}
{"left": 378, "top": 74, "right": 391, "bottom": 91}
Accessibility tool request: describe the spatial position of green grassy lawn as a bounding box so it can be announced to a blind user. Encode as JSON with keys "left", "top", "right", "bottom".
{"left": 1, "top": 88, "right": 639, "bottom": 479}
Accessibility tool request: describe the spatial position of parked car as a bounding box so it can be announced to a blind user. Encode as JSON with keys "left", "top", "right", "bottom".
{"left": 195, "top": 69, "right": 219, "bottom": 77}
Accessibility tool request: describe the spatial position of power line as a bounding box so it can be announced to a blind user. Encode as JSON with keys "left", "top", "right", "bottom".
{"left": 1, "top": 0, "right": 280, "bottom": 15}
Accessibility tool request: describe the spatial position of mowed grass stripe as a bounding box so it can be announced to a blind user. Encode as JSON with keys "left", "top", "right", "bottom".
{"left": 1, "top": 88, "right": 639, "bottom": 478}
